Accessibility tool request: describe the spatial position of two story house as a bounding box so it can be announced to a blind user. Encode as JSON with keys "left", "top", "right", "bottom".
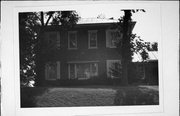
{"left": 39, "top": 18, "right": 135, "bottom": 86}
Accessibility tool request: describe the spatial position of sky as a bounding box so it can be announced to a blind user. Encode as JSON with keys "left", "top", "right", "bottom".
{"left": 75, "top": 4, "right": 161, "bottom": 43}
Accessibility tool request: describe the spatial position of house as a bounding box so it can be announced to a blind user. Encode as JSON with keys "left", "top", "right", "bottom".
{"left": 38, "top": 18, "right": 136, "bottom": 86}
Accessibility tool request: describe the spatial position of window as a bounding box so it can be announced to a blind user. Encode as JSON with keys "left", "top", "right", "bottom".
{"left": 68, "top": 31, "right": 77, "bottom": 49}
{"left": 76, "top": 63, "right": 91, "bottom": 80}
{"left": 45, "top": 31, "right": 60, "bottom": 49}
{"left": 45, "top": 61, "right": 60, "bottom": 80}
{"left": 68, "top": 62, "right": 98, "bottom": 80}
{"left": 107, "top": 60, "right": 122, "bottom": 78}
{"left": 106, "top": 30, "right": 122, "bottom": 48}
{"left": 88, "top": 30, "right": 97, "bottom": 48}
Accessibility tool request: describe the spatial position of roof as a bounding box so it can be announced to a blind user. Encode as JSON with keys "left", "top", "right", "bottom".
{"left": 77, "top": 18, "right": 119, "bottom": 24}
{"left": 147, "top": 51, "right": 158, "bottom": 61}
{"left": 44, "top": 17, "right": 136, "bottom": 31}
{"left": 132, "top": 51, "right": 158, "bottom": 62}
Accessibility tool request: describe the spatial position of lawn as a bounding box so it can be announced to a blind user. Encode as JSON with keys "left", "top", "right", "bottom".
{"left": 21, "top": 85, "right": 159, "bottom": 107}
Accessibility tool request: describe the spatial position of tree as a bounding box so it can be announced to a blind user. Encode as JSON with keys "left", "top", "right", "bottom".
{"left": 131, "top": 34, "right": 149, "bottom": 61}
{"left": 120, "top": 10, "right": 132, "bottom": 85}
{"left": 19, "top": 11, "right": 80, "bottom": 87}
{"left": 151, "top": 42, "right": 158, "bottom": 51}
{"left": 116, "top": 9, "right": 147, "bottom": 85}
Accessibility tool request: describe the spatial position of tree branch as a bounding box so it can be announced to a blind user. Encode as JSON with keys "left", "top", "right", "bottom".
{"left": 45, "top": 14, "right": 53, "bottom": 26}
{"left": 40, "top": 12, "right": 44, "bottom": 26}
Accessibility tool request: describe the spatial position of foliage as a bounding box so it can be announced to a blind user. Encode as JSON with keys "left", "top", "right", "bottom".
{"left": 146, "top": 42, "right": 158, "bottom": 51}
{"left": 151, "top": 42, "right": 158, "bottom": 51}
{"left": 130, "top": 34, "right": 149, "bottom": 61}
{"left": 19, "top": 12, "right": 40, "bottom": 86}
{"left": 19, "top": 11, "right": 80, "bottom": 87}
{"left": 131, "top": 9, "right": 146, "bottom": 13}
{"left": 50, "top": 11, "right": 80, "bottom": 28}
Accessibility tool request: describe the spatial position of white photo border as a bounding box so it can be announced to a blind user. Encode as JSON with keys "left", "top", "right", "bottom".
{"left": 1, "top": 1, "right": 179, "bottom": 116}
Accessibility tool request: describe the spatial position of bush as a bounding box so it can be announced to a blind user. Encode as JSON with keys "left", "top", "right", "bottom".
{"left": 21, "top": 87, "right": 49, "bottom": 107}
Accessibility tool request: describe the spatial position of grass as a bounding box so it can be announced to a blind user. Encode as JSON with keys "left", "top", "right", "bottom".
{"left": 21, "top": 85, "right": 159, "bottom": 107}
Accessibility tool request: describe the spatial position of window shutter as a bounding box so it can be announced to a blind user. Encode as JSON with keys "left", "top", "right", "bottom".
{"left": 56, "top": 61, "right": 60, "bottom": 79}
{"left": 106, "top": 60, "right": 110, "bottom": 77}
{"left": 56, "top": 32, "right": 60, "bottom": 49}
{"left": 45, "top": 63, "right": 48, "bottom": 80}
{"left": 106, "top": 30, "right": 111, "bottom": 48}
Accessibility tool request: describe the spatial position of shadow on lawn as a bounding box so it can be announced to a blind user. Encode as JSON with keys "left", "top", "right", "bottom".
{"left": 113, "top": 86, "right": 159, "bottom": 105}
{"left": 21, "top": 87, "right": 49, "bottom": 107}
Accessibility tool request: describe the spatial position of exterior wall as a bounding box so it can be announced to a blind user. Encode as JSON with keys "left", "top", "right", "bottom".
{"left": 39, "top": 24, "right": 122, "bottom": 86}
{"left": 144, "top": 61, "right": 158, "bottom": 85}
{"left": 128, "top": 61, "right": 158, "bottom": 85}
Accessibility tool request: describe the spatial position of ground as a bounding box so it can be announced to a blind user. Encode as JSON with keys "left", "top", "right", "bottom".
{"left": 21, "top": 85, "right": 159, "bottom": 107}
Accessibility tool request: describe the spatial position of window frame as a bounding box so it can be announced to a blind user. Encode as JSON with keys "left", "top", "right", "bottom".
{"left": 88, "top": 30, "right": 98, "bottom": 49}
{"left": 45, "top": 61, "right": 60, "bottom": 80}
{"left": 68, "top": 61, "right": 99, "bottom": 80}
{"left": 68, "top": 31, "right": 77, "bottom": 49}
{"left": 106, "top": 29, "right": 122, "bottom": 48}
{"left": 45, "top": 31, "right": 60, "bottom": 49}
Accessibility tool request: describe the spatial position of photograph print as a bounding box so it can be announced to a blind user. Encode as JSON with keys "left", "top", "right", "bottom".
{"left": 19, "top": 4, "right": 159, "bottom": 108}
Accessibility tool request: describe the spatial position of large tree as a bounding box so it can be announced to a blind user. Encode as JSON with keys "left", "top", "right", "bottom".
{"left": 19, "top": 11, "right": 80, "bottom": 87}
{"left": 117, "top": 9, "right": 148, "bottom": 85}
{"left": 120, "top": 10, "right": 132, "bottom": 85}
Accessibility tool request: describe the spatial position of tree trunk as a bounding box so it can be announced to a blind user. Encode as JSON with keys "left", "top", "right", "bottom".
{"left": 40, "top": 12, "right": 44, "bottom": 26}
{"left": 121, "top": 10, "right": 132, "bottom": 86}
{"left": 34, "top": 27, "right": 45, "bottom": 86}
{"left": 34, "top": 12, "right": 47, "bottom": 86}
{"left": 121, "top": 61, "right": 129, "bottom": 85}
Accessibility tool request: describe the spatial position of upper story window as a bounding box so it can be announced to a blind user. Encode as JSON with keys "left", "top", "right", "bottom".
{"left": 44, "top": 31, "right": 60, "bottom": 50}
{"left": 88, "top": 30, "right": 97, "bottom": 49}
{"left": 106, "top": 29, "right": 122, "bottom": 48}
{"left": 68, "top": 31, "right": 77, "bottom": 49}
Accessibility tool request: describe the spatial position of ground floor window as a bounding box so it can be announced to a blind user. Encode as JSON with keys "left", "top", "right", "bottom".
{"left": 68, "top": 62, "right": 98, "bottom": 80}
{"left": 45, "top": 61, "right": 60, "bottom": 80}
{"left": 106, "top": 60, "right": 122, "bottom": 78}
